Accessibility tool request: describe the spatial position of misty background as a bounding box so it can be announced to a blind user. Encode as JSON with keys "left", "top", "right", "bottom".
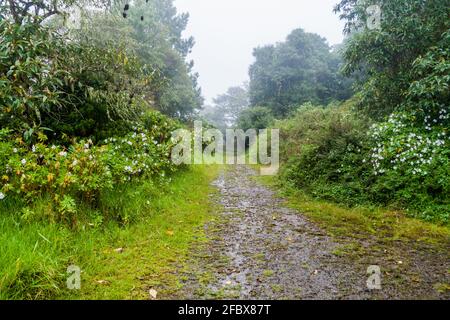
{"left": 174, "top": 0, "right": 345, "bottom": 104}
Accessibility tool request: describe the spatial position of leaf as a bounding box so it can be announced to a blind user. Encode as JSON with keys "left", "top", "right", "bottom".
{"left": 39, "top": 127, "right": 53, "bottom": 132}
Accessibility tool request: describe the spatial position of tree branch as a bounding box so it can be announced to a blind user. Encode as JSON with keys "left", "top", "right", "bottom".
{"left": 7, "top": 0, "right": 20, "bottom": 24}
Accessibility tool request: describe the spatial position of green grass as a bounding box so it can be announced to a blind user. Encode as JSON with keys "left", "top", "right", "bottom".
{"left": 0, "top": 165, "right": 220, "bottom": 300}
{"left": 262, "top": 270, "right": 274, "bottom": 277}
{"left": 254, "top": 174, "right": 450, "bottom": 246}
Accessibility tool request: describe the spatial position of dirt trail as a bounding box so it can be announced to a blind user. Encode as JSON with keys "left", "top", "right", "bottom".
{"left": 177, "top": 165, "right": 449, "bottom": 300}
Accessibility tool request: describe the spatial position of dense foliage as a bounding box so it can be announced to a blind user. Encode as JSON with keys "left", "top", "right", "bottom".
{"left": 0, "top": 1, "right": 193, "bottom": 226}
{"left": 0, "top": 1, "right": 199, "bottom": 299}
{"left": 278, "top": 103, "right": 449, "bottom": 223}
{"left": 0, "top": 0, "right": 449, "bottom": 301}
{"left": 277, "top": 0, "right": 450, "bottom": 223}
{"left": 0, "top": 20, "right": 163, "bottom": 143}
{"left": 334, "top": 0, "right": 450, "bottom": 118}
{"left": 0, "top": 110, "right": 180, "bottom": 226}
{"left": 237, "top": 106, "right": 274, "bottom": 132}
{"left": 80, "top": 0, "right": 203, "bottom": 120}
{"left": 248, "top": 28, "right": 353, "bottom": 118}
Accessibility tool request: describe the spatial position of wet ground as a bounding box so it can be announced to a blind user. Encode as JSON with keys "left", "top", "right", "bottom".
{"left": 177, "top": 166, "right": 449, "bottom": 300}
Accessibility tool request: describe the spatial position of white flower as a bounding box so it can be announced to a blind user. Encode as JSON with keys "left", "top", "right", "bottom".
{"left": 72, "top": 160, "right": 78, "bottom": 166}
{"left": 59, "top": 151, "right": 67, "bottom": 157}
{"left": 21, "top": 159, "right": 26, "bottom": 165}
{"left": 13, "top": 148, "right": 18, "bottom": 153}
{"left": 127, "top": 141, "right": 133, "bottom": 146}
{"left": 0, "top": 192, "right": 5, "bottom": 200}
{"left": 32, "top": 145, "right": 36, "bottom": 153}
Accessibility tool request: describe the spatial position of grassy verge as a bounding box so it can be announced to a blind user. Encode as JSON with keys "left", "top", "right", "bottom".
{"left": 0, "top": 165, "right": 219, "bottom": 300}
{"left": 255, "top": 173, "right": 450, "bottom": 246}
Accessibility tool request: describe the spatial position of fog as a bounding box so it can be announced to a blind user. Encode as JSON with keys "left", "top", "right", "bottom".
{"left": 174, "top": 0, "right": 345, "bottom": 103}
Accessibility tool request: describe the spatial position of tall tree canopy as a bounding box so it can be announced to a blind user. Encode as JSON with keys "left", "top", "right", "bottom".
{"left": 212, "top": 84, "right": 249, "bottom": 126}
{"left": 334, "top": 0, "right": 450, "bottom": 118}
{"left": 79, "top": 0, "right": 203, "bottom": 120}
{"left": 0, "top": 0, "right": 203, "bottom": 121}
{"left": 248, "top": 28, "right": 352, "bottom": 117}
{"left": 201, "top": 84, "right": 248, "bottom": 130}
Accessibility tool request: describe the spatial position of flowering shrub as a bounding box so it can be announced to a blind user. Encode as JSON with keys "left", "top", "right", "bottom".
{"left": 1, "top": 135, "right": 112, "bottom": 204}
{"left": 102, "top": 125, "right": 177, "bottom": 183}
{"left": 279, "top": 102, "right": 449, "bottom": 224}
{"left": 366, "top": 108, "right": 449, "bottom": 222}
{"left": 368, "top": 110, "right": 449, "bottom": 177}
{"left": 0, "top": 111, "right": 181, "bottom": 224}
{"left": 365, "top": 34, "right": 450, "bottom": 222}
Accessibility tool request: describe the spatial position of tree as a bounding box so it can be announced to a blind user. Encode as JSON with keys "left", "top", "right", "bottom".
{"left": 334, "top": 0, "right": 450, "bottom": 118}
{"left": 212, "top": 84, "right": 249, "bottom": 126}
{"left": 249, "top": 28, "right": 353, "bottom": 117}
{"left": 80, "top": 0, "right": 203, "bottom": 120}
{"left": 0, "top": 19, "right": 162, "bottom": 142}
{"left": 0, "top": 0, "right": 107, "bottom": 24}
{"left": 200, "top": 105, "right": 228, "bottom": 132}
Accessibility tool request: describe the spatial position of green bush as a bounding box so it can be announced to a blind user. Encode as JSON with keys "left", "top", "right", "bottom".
{"left": 0, "top": 20, "right": 163, "bottom": 144}
{"left": 0, "top": 111, "right": 181, "bottom": 226}
{"left": 279, "top": 102, "right": 373, "bottom": 204}
{"left": 362, "top": 31, "right": 450, "bottom": 222}
{"left": 366, "top": 110, "right": 449, "bottom": 222}
{"left": 278, "top": 102, "right": 449, "bottom": 223}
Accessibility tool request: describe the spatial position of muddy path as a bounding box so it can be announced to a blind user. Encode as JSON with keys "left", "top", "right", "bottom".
{"left": 176, "top": 166, "right": 449, "bottom": 300}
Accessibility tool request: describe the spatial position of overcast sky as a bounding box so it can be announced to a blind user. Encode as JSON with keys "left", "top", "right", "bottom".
{"left": 173, "top": 0, "right": 345, "bottom": 104}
